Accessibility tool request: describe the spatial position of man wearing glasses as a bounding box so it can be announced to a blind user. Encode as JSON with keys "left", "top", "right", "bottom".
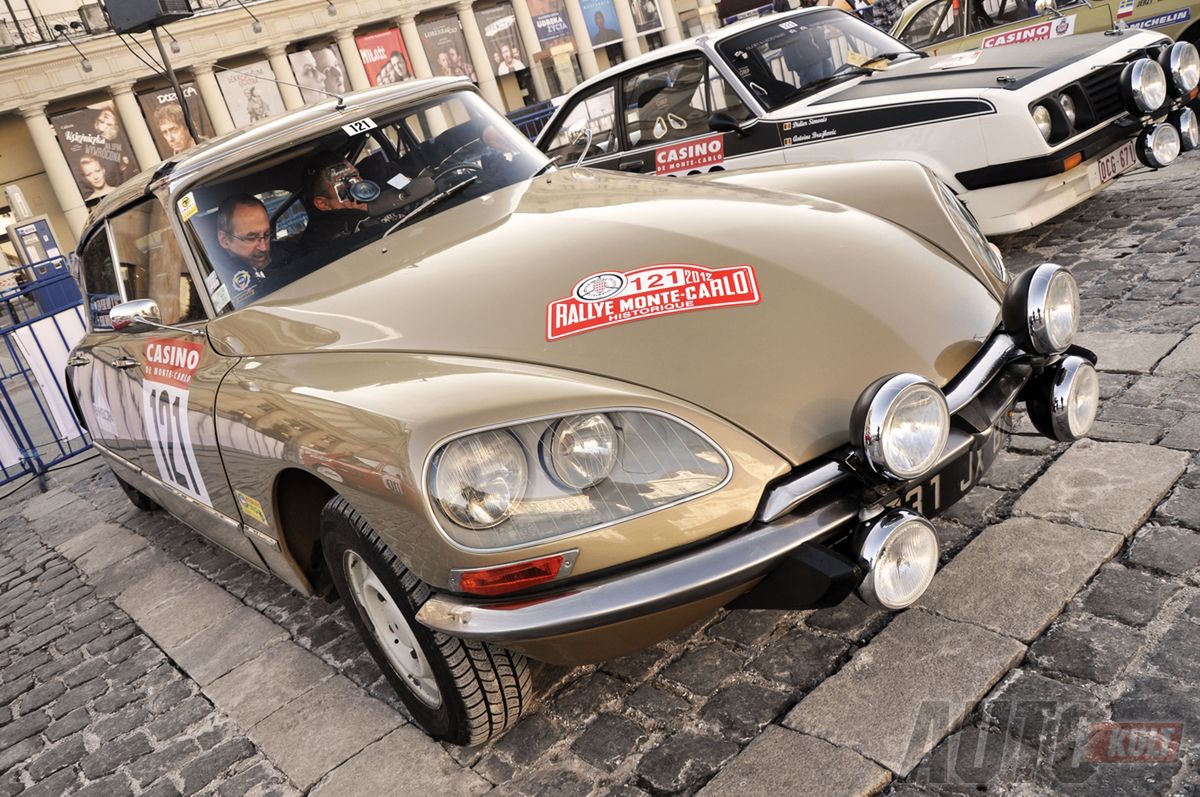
{"left": 215, "top": 194, "right": 284, "bottom": 306}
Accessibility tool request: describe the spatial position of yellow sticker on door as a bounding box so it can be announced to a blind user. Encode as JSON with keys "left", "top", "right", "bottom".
{"left": 234, "top": 490, "right": 268, "bottom": 525}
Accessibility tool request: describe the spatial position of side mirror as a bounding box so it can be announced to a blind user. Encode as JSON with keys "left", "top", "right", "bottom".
{"left": 566, "top": 119, "right": 594, "bottom": 166}
{"left": 110, "top": 298, "right": 161, "bottom": 333}
{"left": 709, "top": 111, "right": 751, "bottom": 136}
{"left": 1035, "top": 0, "right": 1060, "bottom": 15}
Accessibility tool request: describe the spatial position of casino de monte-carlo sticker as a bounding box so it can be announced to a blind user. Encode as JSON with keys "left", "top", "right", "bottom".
{"left": 655, "top": 134, "right": 725, "bottom": 175}
{"left": 546, "top": 263, "right": 760, "bottom": 340}
{"left": 982, "top": 16, "right": 1075, "bottom": 48}
{"left": 141, "top": 337, "right": 211, "bottom": 505}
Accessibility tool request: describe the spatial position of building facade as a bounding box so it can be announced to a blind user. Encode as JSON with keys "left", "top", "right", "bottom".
{"left": 0, "top": 0, "right": 723, "bottom": 257}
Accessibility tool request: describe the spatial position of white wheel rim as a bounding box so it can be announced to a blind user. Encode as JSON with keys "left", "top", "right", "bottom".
{"left": 344, "top": 550, "right": 442, "bottom": 708}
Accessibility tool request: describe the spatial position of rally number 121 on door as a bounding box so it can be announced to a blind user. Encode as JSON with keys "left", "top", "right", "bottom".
{"left": 141, "top": 338, "right": 211, "bottom": 505}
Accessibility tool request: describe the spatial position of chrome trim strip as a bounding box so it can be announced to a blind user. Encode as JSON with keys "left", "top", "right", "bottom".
{"left": 416, "top": 497, "right": 858, "bottom": 642}
{"left": 944, "top": 333, "right": 1019, "bottom": 414}
{"left": 758, "top": 462, "right": 849, "bottom": 523}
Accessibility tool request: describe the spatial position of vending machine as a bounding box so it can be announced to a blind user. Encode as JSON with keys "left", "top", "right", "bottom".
{"left": 8, "top": 215, "right": 82, "bottom": 315}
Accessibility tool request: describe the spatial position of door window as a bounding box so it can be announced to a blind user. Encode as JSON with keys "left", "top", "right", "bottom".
{"left": 108, "top": 200, "right": 204, "bottom": 325}
{"left": 544, "top": 85, "right": 618, "bottom": 162}
{"left": 622, "top": 57, "right": 711, "bottom": 148}
{"left": 80, "top": 227, "right": 121, "bottom": 329}
{"left": 898, "top": 0, "right": 962, "bottom": 48}
{"left": 973, "top": 0, "right": 1034, "bottom": 30}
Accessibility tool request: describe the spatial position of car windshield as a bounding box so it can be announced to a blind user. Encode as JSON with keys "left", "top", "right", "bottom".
{"left": 182, "top": 90, "right": 548, "bottom": 313}
{"left": 716, "top": 11, "right": 914, "bottom": 111}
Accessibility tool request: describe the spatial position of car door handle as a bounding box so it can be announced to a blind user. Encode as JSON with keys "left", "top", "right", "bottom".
{"left": 618, "top": 160, "right": 644, "bottom": 172}
{"left": 111, "top": 356, "right": 140, "bottom": 370}
{"left": 66, "top": 354, "right": 91, "bottom": 367}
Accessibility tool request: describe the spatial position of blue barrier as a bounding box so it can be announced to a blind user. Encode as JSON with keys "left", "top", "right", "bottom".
{"left": 508, "top": 100, "right": 557, "bottom": 141}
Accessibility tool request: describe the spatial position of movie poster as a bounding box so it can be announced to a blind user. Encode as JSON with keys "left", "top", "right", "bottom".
{"left": 417, "top": 16, "right": 477, "bottom": 81}
{"left": 136, "top": 83, "right": 214, "bottom": 158}
{"left": 50, "top": 101, "right": 140, "bottom": 202}
{"left": 475, "top": 4, "right": 528, "bottom": 75}
{"left": 355, "top": 29, "right": 413, "bottom": 86}
{"left": 214, "top": 61, "right": 287, "bottom": 128}
{"left": 528, "top": 0, "right": 575, "bottom": 49}
{"left": 580, "top": 0, "right": 622, "bottom": 47}
{"left": 288, "top": 45, "right": 350, "bottom": 102}
{"left": 628, "top": 0, "right": 664, "bottom": 34}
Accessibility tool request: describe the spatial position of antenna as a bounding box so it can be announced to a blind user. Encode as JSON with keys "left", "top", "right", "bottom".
{"left": 210, "top": 62, "right": 346, "bottom": 110}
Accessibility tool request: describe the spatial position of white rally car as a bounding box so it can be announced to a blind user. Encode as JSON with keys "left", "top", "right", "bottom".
{"left": 535, "top": 8, "right": 1199, "bottom": 235}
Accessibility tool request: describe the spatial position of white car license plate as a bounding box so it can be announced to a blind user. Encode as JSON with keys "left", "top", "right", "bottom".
{"left": 1088, "top": 140, "right": 1138, "bottom": 188}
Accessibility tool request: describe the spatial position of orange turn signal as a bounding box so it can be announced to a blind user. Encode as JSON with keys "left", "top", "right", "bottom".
{"left": 1062, "top": 153, "right": 1083, "bottom": 172}
{"left": 1189, "top": 87, "right": 1198, "bottom": 102}
{"left": 457, "top": 554, "right": 564, "bottom": 596}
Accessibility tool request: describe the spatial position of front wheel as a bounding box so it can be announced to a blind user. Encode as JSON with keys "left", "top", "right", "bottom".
{"left": 320, "top": 496, "right": 531, "bottom": 745}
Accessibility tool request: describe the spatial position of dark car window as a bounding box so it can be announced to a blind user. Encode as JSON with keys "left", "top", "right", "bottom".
{"left": 973, "top": 0, "right": 1034, "bottom": 30}
{"left": 622, "top": 56, "right": 713, "bottom": 149}
{"left": 543, "top": 85, "right": 618, "bottom": 162}
{"left": 900, "top": 0, "right": 963, "bottom": 47}
{"left": 80, "top": 226, "right": 120, "bottom": 329}
{"left": 108, "top": 200, "right": 204, "bottom": 326}
{"left": 719, "top": 10, "right": 910, "bottom": 110}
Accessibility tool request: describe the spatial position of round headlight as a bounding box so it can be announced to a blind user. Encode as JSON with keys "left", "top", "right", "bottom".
{"left": 1063, "top": 358, "right": 1100, "bottom": 440}
{"left": 1025, "top": 355, "right": 1100, "bottom": 442}
{"left": 857, "top": 374, "right": 950, "bottom": 481}
{"left": 1174, "top": 107, "right": 1199, "bottom": 151}
{"left": 1059, "top": 93, "right": 1077, "bottom": 127}
{"left": 1032, "top": 104, "right": 1053, "bottom": 141}
{"left": 548, "top": 413, "right": 618, "bottom": 489}
{"left": 1161, "top": 41, "right": 1200, "bottom": 95}
{"left": 1137, "top": 122, "right": 1182, "bottom": 169}
{"left": 432, "top": 430, "right": 528, "bottom": 529}
{"left": 1003, "top": 263, "right": 1080, "bottom": 355}
{"left": 1121, "top": 58, "right": 1168, "bottom": 114}
{"left": 857, "top": 509, "right": 940, "bottom": 610}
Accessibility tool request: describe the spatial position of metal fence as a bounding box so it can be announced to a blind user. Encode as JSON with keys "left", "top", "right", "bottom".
{"left": 0, "top": 258, "right": 91, "bottom": 490}
{"left": 508, "top": 100, "right": 557, "bottom": 141}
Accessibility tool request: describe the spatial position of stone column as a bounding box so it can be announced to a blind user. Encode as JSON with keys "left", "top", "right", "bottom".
{"left": 20, "top": 104, "right": 88, "bottom": 236}
{"left": 110, "top": 82, "right": 160, "bottom": 171}
{"left": 266, "top": 44, "right": 304, "bottom": 109}
{"left": 336, "top": 28, "right": 371, "bottom": 90}
{"left": 612, "top": 0, "right": 643, "bottom": 60}
{"left": 456, "top": 1, "right": 506, "bottom": 110}
{"left": 509, "top": 0, "right": 551, "bottom": 101}
{"left": 562, "top": 0, "right": 600, "bottom": 79}
{"left": 658, "top": 0, "right": 683, "bottom": 44}
{"left": 191, "top": 63, "right": 235, "bottom": 135}
{"left": 398, "top": 15, "right": 435, "bottom": 79}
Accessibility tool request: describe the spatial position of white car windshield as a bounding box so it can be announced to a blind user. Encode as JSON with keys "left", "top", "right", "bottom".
{"left": 183, "top": 90, "right": 548, "bottom": 313}
{"left": 717, "top": 11, "right": 916, "bottom": 110}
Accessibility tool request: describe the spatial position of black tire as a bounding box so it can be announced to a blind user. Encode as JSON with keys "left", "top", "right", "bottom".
{"left": 320, "top": 496, "right": 531, "bottom": 745}
{"left": 115, "top": 474, "right": 158, "bottom": 511}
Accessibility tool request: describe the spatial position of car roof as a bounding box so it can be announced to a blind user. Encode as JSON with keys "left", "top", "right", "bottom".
{"left": 83, "top": 77, "right": 472, "bottom": 237}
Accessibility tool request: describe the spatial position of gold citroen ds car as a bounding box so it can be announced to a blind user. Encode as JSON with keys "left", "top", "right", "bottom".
{"left": 66, "top": 77, "right": 1100, "bottom": 745}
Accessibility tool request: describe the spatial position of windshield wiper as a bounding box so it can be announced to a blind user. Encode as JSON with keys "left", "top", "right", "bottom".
{"left": 380, "top": 175, "right": 479, "bottom": 241}
{"left": 867, "top": 50, "right": 928, "bottom": 63}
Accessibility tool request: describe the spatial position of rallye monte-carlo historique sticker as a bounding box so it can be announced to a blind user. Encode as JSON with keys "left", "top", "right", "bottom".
{"left": 142, "top": 337, "right": 211, "bottom": 505}
{"left": 547, "top": 264, "right": 761, "bottom": 340}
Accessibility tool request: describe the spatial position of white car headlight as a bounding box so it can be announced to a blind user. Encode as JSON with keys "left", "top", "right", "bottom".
{"left": 1121, "top": 58, "right": 1168, "bottom": 114}
{"left": 1032, "top": 104, "right": 1053, "bottom": 141}
{"left": 1002, "top": 263, "right": 1079, "bottom": 355}
{"left": 1174, "top": 107, "right": 1199, "bottom": 151}
{"left": 427, "top": 410, "right": 730, "bottom": 549}
{"left": 1137, "top": 123, "right": 1182, "bottom": 169}
{"left": 1059, "top": 93, "right": 1077, "bottom": 127}
{"left": 1161, "top": 41, "right": 1200, "bottom": 95}
{"left": 855, "top": 374, "right": 950, "bottom": 481}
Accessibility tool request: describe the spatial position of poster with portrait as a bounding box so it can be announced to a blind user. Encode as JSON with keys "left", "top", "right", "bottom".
{"left": 527, "top": 0, "right": 575, "bottom": 50}
{"left": 288, "top": 45, "right": 350, "bottom": 102}
{"left": 475, "top": 4, "right": 528, "bottom": 76}
{"left": 355, "top": 29, "right": 413, "bottom": 87}
{"left": 580, "top": 0, "right": 622, "bottom": 47}
{"left": 628, "top": 0, "right": 664, "bottom": 34}
{"left": 417, "top": 16, "right": 477, "bottom": 81}
{"left": 215, "top": 61, "right": 287, "bottom": 128}
{"left": 50, "top": 101, "right": 140, "bottom": 203}
{"left": 136, "top": 83, "right": 214, "bottom": 158}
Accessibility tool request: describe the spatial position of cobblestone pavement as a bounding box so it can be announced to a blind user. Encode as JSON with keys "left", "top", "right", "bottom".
{"left": 3, "top": 154, "right": 1200, "bottom": 796}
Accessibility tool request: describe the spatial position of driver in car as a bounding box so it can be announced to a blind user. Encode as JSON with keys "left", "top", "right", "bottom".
{"left": 299, "top": 153, "right": 380, "bottom": 244}
{"left": 215, "top": 194, "right": 290, "bottom": 304}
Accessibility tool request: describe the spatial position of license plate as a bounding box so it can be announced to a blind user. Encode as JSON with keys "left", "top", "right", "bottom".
{"left": 887, "top": 430, "right": 1006, "bottom": 518}
{"left": 1087, "top": 140, "right": 1138, "bottom": 188}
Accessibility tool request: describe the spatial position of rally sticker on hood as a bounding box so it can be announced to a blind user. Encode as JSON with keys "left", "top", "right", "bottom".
{"left": 982, "top": 16, "right": 1075, "bottom": 48}
{"left": 547, "top": 264, "right": 760, "bottom": 340}
{"left": 656, "top": 134, "right": 725, "bottom": 175}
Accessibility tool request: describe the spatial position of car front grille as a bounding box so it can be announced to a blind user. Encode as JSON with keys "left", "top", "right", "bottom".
{"left": 1080, "top": 64, "right": 1126, "bottom": 124}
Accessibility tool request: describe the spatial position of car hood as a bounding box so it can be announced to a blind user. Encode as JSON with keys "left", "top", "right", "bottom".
{"left": 800, "top": 32, "right": 1136, "bottom": 105}
{"left": 209, "top": 170, "right": 1001, "bottom": 464}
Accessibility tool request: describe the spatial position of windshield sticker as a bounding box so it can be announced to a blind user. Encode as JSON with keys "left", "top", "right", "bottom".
{"left": 982, "top": 16, "right": 1075, "bottom": 47}
{"left": 141, "top": 338, "right": 212, "bottom": 506}
{"left": 342, "top": 118, "right": 378, "bottom": 136}
{"left": 234, "top": 490, "right": 268, "bottom": 526}
{"left": 1129, "top": 8, "right": 1190, "bottom": 28}
{"left": 656, "top": 134, "right": 724, "bottom": 175}
{"left": 211, "top": 284, "right": 231, "bottom": 313}
{"left": 177, "top": 192, "right": 198, "bottom": 222}
{"left": 931, "top": 51, "right": 982, "bottom": 69}
{"left": 547, "top": 264, "right": 760, "bottom": 340}
{"left": 204, "top": 269, "right": 221, "bottom": 295}
{"left": 1117, "top": 0, "right": 1135, "bottom": 18}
